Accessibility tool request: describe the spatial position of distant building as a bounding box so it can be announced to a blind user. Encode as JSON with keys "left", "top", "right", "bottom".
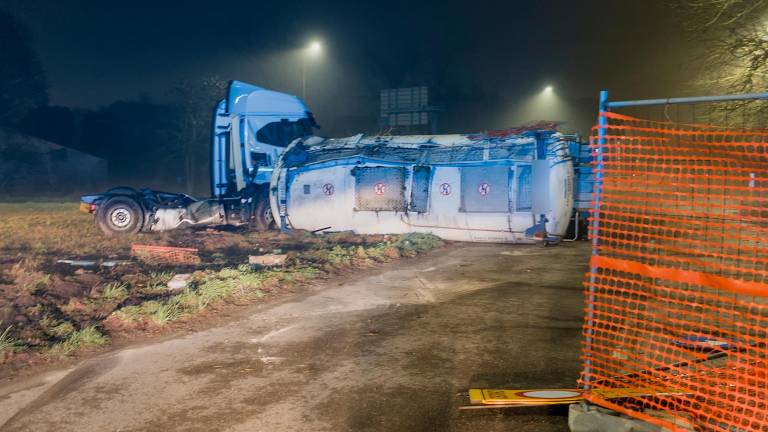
{"left": 0, "top": 128, "right": 107, "bottom": 196}
{"left": 379, "top": 86, "right": 441, "bottom": 134}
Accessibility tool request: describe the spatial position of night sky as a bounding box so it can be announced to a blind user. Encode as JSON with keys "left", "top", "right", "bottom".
{"left": 2, "top": 0, "right": 695, "bottom": 135}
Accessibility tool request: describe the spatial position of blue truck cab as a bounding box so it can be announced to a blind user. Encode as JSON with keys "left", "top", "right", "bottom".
{"left": 81, "top": 80, "right": 315, "bottom": 235}
{"left": 211, "top": 81, "right": 315, "bottom": 197}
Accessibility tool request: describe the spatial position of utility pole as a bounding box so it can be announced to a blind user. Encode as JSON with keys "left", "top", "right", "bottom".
{"left": 302, "top": 55, "right": 307, "bottom": 100}
{"left": 301, "top": 40, "right": 322, "bottom": 101}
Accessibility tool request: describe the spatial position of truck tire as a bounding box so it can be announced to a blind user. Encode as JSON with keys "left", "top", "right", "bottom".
{"left": 96, "top": 196, "right": 143, "bottom": 236}
{"left": 252, "top": 198, "right": 276, "bottom": 231}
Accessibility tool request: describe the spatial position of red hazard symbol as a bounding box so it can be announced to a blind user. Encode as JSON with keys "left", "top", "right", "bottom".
{"left": 478, "top": 182, "right": 491, "bottom": 195}
{"left": 373, "top": 182, "right": 387, "bottom": 195}
{"left": 322, "top": 183, "right": 334, "bottom": 196}
{"left": 439, "top": 183, "right": 451, "bottom": 196}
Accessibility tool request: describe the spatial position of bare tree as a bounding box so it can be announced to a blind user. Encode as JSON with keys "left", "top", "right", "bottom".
{"left": 169, "top": 77, "right": 227, "bottom": 195}
{"left": 676, "top": 0, "right": 768, "bottom": 122}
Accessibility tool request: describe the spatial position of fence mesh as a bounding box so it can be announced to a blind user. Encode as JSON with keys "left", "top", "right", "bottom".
{"left": 580, "top": 111, "right": 768, "bottom": 431}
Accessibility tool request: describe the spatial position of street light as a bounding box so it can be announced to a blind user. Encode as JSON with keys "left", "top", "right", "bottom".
{"left": 308, "top": 40, "right": 322, "bottom": 55}
{"left": 543, "top": 85, "right": 554, "bottom": 94}
{"left": 302, "top": 40, "right": 323, "bottom": 100}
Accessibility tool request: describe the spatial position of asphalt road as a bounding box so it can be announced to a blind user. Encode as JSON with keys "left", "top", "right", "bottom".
{"left": 0, "top": 242, "right": 590, "bottom": 432}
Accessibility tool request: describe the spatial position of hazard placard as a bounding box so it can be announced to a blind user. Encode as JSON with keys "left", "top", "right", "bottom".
{"left": 322, "top": 183, "right": 334, "bottom": 196}
{"left": 373, "top": 182, "right": 387, "bottom": 195}
{"left": 478, "top": 182, "right": 491, "bottom": 195}
{"left": 439, "top": 183, "right": 451, "bottom": 196}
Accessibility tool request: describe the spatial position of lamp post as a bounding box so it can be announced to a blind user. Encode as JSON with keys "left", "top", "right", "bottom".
{"left": 302, "top": 40, "right": 322, "bottom": 100}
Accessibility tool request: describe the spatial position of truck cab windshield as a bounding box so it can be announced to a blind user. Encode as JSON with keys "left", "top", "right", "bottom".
{"left": 256, "top": 117, "right": 315, "bottom": 148}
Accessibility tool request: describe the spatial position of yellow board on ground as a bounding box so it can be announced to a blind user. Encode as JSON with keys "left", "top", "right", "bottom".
{"left": 468, "top": 389, "right": 583, "bottom": 405}
{"left": 468, "top": 387, "right": 687, "bottom": 406}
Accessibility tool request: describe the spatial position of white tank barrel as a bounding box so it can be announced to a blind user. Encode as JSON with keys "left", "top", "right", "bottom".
{"left": 269, "top": 130, "right": 576, "bottom": 243}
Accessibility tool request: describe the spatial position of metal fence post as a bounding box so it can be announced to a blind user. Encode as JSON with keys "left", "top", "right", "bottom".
{"left": 581, "top": 90, "right": 608, "bottom": 409}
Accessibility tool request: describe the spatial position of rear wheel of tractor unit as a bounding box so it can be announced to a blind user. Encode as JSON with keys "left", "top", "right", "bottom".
{"left": 96, "top": 196, "right": 143, "bottom": 236}
{"left": 252, "top": 198, "right": 276, "bottom": 231}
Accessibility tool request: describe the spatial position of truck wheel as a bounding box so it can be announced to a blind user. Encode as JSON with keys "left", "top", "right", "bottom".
{"left": 96, "top": 196, "right": 143, "bottom": 236}
{"left": 252, "top": 199, "right": 276, "bottom": 231}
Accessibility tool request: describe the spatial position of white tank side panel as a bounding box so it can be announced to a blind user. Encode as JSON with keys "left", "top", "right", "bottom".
{"left": 285, "top": 164, "right": 412, "bottom": 234}
{"left": 419, "top": 167, "right": 463, "bottom": 228}
{"left": 405, "top": 166, "right": 532, "bottom": 236}
{"left": 510, "top": 212, "right": 536, "bottom": 232}
{"left": 285, "top": 166, "right": 357, "bottom": 231}
{"left": 286, "top": 164, "right": 547, "bottom": 243}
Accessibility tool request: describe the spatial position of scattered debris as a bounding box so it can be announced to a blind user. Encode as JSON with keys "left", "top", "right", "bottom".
{"left": 131, "top": 244, "right": 200, "bottom": 265}
{"left": 101, "top": 260, "right": 132, "bottom": 268}
{"left": 58, "top": 259, "right": 132, "bottom": 268}
{"left": 249, "top": 254, "right": 288, "bottom": 267}
{"left": 167, "top": 274, "right": 193, "bottom": 291}
{"left": 0, "top": 206, "right": 443, "bottom": 367}
{"left": 56, "top": 259, "right": 97, "bottom": 267}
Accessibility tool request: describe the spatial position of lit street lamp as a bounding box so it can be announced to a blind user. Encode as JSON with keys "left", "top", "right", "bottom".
{"left": 302, "top": 40, "right": 322, "bottom": 100}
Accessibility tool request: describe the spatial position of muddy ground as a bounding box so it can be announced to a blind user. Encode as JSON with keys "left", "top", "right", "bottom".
{"left": 0, "top": 242, "right": 591, "bottom": 431}
{"left": 0, "top": 203, "right": 442, "bottom": 372}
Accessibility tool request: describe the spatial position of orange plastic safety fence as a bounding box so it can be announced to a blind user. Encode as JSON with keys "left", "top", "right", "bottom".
{"left": 580, "top": 112, "right": 768, "bottom": 431}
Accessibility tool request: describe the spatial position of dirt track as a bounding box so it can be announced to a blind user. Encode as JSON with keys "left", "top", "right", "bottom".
{"left": 0, "top": 242, "right": 589, "bottom": 431}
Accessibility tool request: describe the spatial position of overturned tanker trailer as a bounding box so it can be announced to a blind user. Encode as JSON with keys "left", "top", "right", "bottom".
{"left": 80, "top": 82, "right": 591, "bottom": 242}
{"left": 269, "top": 129, "right": 579, "bottom": 244}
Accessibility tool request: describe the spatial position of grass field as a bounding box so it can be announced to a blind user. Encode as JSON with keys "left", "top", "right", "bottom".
{"left": 0, "top": 202, "right": 442, "bottom": 367}
{"left": 0, "top": 202, "right": 137, "bottom": 257}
